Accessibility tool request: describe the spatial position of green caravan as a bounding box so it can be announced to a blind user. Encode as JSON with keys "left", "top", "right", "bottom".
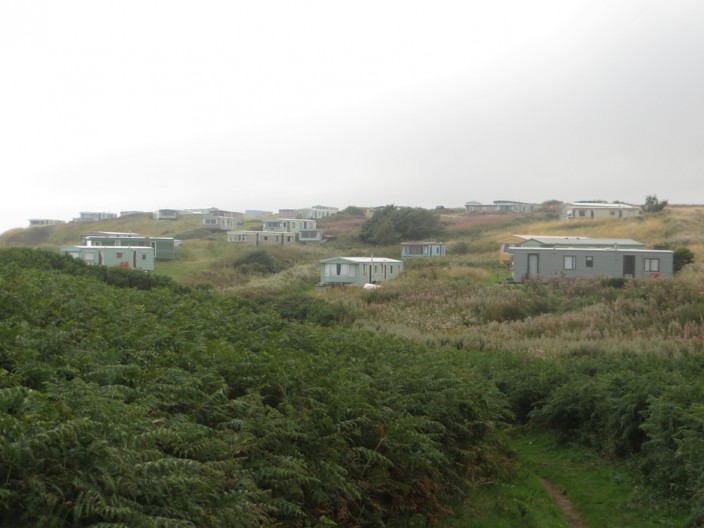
{"left": 80, "top": 232, "right": 176, "bottom": 260}
{"left": 61, "top": 245, "right": 155, "bottom": 271}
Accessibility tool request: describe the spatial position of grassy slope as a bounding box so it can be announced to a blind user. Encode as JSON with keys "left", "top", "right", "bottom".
{"left": 2, "top": 205, "right": 703, "bottom": 526}
{"left": 3, "top": 206, "right": 703, "bottom": 352}
{"left": 3, "top": 205, "right": 703, "bottom": 288}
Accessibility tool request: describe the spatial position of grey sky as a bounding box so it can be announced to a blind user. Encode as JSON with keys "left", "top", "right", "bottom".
{"left": 1, "top": 0, "right": 703, "bottom": 233}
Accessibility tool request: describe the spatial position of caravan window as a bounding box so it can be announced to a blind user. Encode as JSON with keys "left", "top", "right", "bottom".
{"left": 563, "top": 256, "right": 576, "bottom": 270}
{"left": 326, "top": 263, "right": 354, "bottom": 276}
{"left": 644, "top": 258, "right": 660, "bottom": 272}
{"left": 585, "top": 256, "right": 594, "bottom": 268}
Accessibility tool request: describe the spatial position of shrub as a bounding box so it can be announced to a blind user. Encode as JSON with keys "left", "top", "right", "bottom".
{"left": 232, "top": 250, "right": 286, "bottom": 275}
{"left": 450, "top": 241, "right": 470, "bottom": 255}
{"left": 603, "top": 277, "right": 627, "bottom": 288}
{"left": 262, "top": 293, "right": 355, "bottom": 326}
{"left": 642, "top": 194, "right": 668, "bottom": 213}
{"left": 674, "top": 247, "right": 695, "bottom": 272}
{"left": 359, "top": 205, "right": 446, "bottom": 245}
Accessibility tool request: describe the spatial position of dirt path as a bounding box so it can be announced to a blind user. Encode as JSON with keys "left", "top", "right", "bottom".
{"left": 540, "top": 478, "right": 587, "bottom": 528}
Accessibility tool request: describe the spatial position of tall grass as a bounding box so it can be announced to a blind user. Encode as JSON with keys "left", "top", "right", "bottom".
{"left": 326, "top": 272, "right": 704, "bottom": 356}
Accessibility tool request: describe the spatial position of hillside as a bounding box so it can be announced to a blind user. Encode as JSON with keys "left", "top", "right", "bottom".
{"left": 2, "top": 206, "right": 704, "bottom": 525}
{"left": 317, "top": 206, "right": 704, "bottom": 356}
{"left": 3, "top": 205, "right": 702, "bottom": 290}
{"left": 0, "top": 213, "right": 217, "bottom": 249}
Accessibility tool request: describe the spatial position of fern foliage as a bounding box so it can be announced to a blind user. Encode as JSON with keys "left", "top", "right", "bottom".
{"left": 0, "top": 249, "right": 510, "bottom": 527}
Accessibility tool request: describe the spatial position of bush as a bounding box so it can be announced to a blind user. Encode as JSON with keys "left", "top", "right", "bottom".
{"left": 359, "top": 205, "right": 446, "bottom": 245}
{"left": 232, "top": 250, "right": 286, "bottom": 275}
{"left": 603, "top": 277, "right": 627, "bottom": 288}
{"left": 450, "top": 241, "right": 470, "bottom": 255}
{"left": 263, "top": 293, "right": 356, "bottom": 326}
{"left": 674, "top": 247, "right": 695, "bottom": 272}
{"left": 642, "top": 194, "right": 668, "bottom": 213}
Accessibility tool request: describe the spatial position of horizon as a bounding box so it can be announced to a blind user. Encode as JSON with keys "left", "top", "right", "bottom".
{"left": 5, "top": 197, "right": 701, "bottom": 236}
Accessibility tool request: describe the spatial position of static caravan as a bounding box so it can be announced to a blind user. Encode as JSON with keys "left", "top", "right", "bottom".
{"left": 319, "top": 257, "right": 403, "bottom": 286}
{"left": 465, "top": 200, "right": 535, "bottom": 214}
{"left": 498, "top": 235, "right": 590, "bottom": 265}
{"left": 202, "top": 209, "right": 240, "bottom": 231}
{"left": 299, "top": 206, "right": 339, "bottom": 219}
{"left": 61, "top": 245, "right": 155, "bottom": 271}
{"left": 81, "top": 232, "right": 176, "bottom": 260}
{"left": 561, "top": 202, "right": 640, "bottom": 221}
{"left": 298, "top": 229, "right": 323, "bottom": 243}
{"left": 76, "top": 211, "right": 117, "bottom": 222}
{"left": 498, "top": 235, "right": 645, "bottom": 266}
{"left": 517, "top": 237, "right": 645, "bottom": 250}
{"left": 401, "top": 241, "right": 446, "bottom": 258}
{"left": 227, "top": 230, "right": 296, "bottom": 246}
{"left": 264, "top": 218, "right": 317, "bottom": 232}
{"left": 509, "top": 247, "right": 673, "bottom": 282}
{"left": 29, "top": 219, "right": 65, "bottom": 227}
{"left": 153, "top": 209, "right": 180, "bottom": 220}
{"left": 262, "top": 218, "right": 323, "bottom": 242}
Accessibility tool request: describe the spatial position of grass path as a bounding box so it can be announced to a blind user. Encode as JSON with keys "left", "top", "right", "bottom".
{"left": 540, "top": 478, "right": 586, "bottom": 528}
{"left": 513, "top": 432, "right": 686, "bottom": 528}
{"left": 444, "top": 431, "right": 687, "bottom": 527}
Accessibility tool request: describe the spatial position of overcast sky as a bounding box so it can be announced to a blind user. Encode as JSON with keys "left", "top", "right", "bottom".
{"left": 1, "top": 1, "right": 703, "bottom": 233}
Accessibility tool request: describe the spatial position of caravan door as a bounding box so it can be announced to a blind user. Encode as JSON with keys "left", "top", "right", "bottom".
{"left": 623, "top": 255, "right": 635, "bottom": 277}
{"left": 527, "top": 253, "right": 539, "bottom": 278}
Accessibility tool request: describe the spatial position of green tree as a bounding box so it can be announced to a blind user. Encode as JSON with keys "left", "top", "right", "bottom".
{"left": 642, "top": 194, "right": 668, "bottom": 213}
{"left": 654, "top": 244, "right": 695, "bottom": 272}
{"left": 232, "top": 250, "right": 285, "bottom": 275}
{"left": 359, "top": 205, "right": 446, "bottom": 245}
{"left": 673, "top": 247, "right": 695, "bottom": 272}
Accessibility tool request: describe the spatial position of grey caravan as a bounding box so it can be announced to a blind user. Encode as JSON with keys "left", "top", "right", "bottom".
{"left": 509, "top": 247, "right": 673, "bottom": 282}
